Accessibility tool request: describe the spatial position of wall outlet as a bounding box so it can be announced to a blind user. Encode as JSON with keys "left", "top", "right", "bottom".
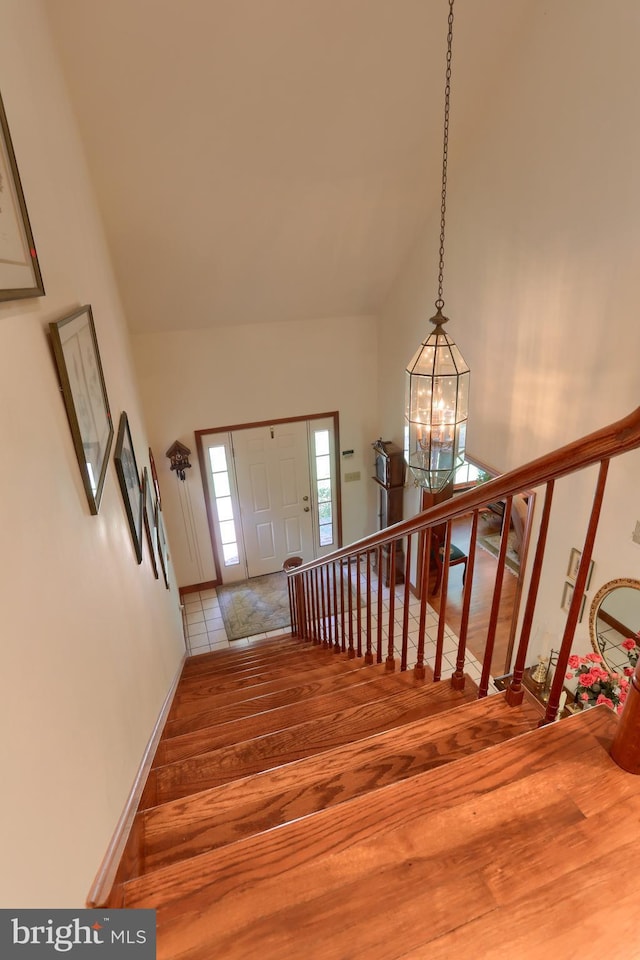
{"left": 633, "top": 521, "right": 640, "bottom": 545}
{"left": 344, "top": 471, "right": 361, "bottom": 482}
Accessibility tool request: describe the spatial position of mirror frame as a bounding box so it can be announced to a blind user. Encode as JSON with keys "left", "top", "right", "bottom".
{"left": 589, "top": 577, "right": 640, "bottom": 664}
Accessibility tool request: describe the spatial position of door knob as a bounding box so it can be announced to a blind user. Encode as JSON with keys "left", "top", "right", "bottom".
{"left": 303, "top": 495, "right": 309, "bottom": 501}
{"left": 304, "top": 506, "right": 310, "bottom": 512}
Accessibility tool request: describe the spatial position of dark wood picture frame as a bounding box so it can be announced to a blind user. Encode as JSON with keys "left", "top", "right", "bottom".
{"left": 142, "top": 466, "right": 159, "bottom": 579}
{"left": 149, "top": 447, "right": 161, "bottom": 509}
{"left": 0, "top": 89, "right": 45, "bottom": 301}
{"left": 156, "top": 501, "right": 170, "bottom": 588}
{"left": 114, "top": 412, "right": 143, "bottom": 563}
{"left": 49, "top": 305, "right": 113, "bottom": 514}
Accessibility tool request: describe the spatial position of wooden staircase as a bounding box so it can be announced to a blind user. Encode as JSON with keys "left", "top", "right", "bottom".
{"left": 101, "top": 632, "right": 640, "bottom": 958}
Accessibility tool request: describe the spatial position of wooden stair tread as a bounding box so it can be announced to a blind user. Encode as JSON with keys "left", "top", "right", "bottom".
{"left": 165, "top": 657, "right": 369, "bottom": 720}
{"left": 143, "top": 679, "right": 478, "bottom": 807}
{"left": 181, "top": 634, "right": 297, "bottom": 673}
{"left": 162, "top": 662, "right": 396, "bottom": 738}
{"left": 178, "top": 640, "right": 335, "bottom": 681}
{"left": 141, "top": 691, "right": 542, "bottom": 874}
{"left": 125, "top": 708, "right": 640, "bottom": 960}
{"left": 170, "top": 649, "right": 345, "bottom": 705}
{"left": 155, "top": 669, "right": 437, "bottom": 765}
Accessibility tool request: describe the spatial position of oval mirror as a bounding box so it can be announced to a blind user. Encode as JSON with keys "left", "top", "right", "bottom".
{"left": 589, "top": 578, "right": 640, "bottom": 673}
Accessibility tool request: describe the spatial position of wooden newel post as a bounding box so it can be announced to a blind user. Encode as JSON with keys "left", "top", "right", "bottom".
{"left": 610, "top": 662, "right": 640, "bottom": 774}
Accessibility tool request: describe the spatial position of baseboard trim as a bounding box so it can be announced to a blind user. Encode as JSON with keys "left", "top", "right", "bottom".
{"left": 86, "top": 654, "right": 186, "bottom": 907}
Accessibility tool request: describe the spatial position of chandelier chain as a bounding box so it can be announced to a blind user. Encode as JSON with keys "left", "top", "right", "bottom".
{"left": 436, "top": 0, "right": 455, "bottom": 310}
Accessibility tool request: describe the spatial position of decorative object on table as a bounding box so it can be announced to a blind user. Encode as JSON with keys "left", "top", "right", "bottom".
{"left": 566, "top": 547, "right": 594, "bottom": 587}
{"left": 49, "top": 305, "right": 113, "bottom": 514}
{"left": 530, "top": 656, "right": 549, "bottom": 685}
{"left": 156, "top": 503, "right": 170, "bottom": 588}
{"left": 0, "top": 90, "right": 45, "bottom": 301}
{"left": 142, "top": 467, "right": 158, "bottom": 579}
{"left": 166, "top": 439, "right": 192, "bottom": 481}
{"left": 114, "top": 412, "right": 143, "bottom": 563}
{"left": 404, "top": 0, "right": 470, "bottom": 493}
{"left": 565, "top": 647, "right": 638, "bottom": 714}
{"left": 561, "top": 581, "right": 586, "bottom": 621}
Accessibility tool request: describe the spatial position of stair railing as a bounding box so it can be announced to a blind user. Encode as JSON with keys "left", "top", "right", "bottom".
{"left": 286, "top": 408, "right": 640, "bottom": 751}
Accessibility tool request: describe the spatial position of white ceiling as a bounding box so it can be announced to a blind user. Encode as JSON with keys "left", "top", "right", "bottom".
{"left": 44, "top": 0, "right": 532, "bottom": 333}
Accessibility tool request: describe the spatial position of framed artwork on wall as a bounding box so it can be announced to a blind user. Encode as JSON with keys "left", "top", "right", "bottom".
{"left": 149, "top": 447, "right": 161, "bottom": 508}
{"left": 566, "top": 547, "right": 594, "bottom": 588}
{"left": 156, "top": 502, "right": 170, "bottom": 589}
{"left": 0, "top": 90, "right": 45, "bottom": 301}
{"left": 142, "top": 467, "right": 159, "bottom": 579}
{"left": 49, "top": 305, "right": 113, "bottom": 514}
{"left": 114, "top": 412, "right": 143, "bottom": 563}
{"left": 561, "top": 580, "right": 586, "bottom": 622}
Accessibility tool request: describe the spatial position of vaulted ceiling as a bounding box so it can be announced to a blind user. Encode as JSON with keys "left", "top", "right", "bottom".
{"left": 44, "top": 0, "right": 532, "bottom": 333}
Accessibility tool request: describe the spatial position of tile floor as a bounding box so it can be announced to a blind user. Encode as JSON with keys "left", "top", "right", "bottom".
{"left": 180, "top": 575, "right": 489, "bottom": 689}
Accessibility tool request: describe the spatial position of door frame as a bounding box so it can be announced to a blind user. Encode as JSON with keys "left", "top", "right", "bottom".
{"left": 195, "top": 411, "right": 342, "bottom": 585}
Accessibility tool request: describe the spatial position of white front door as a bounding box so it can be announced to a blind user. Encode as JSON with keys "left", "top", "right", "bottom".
{"left": 232, "top": 421, "right": 314, "bottom": 577}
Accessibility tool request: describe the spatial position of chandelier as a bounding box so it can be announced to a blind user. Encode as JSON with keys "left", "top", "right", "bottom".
{"left": 404, "top": 0, "right": 470, "bottom": 493}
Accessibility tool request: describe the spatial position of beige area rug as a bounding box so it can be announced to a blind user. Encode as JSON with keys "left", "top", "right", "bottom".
{"left": 477, "top": 528, "right": 520, "bottom": 576}
{"left": 216, "top": 572, "right": 291, "bottom": 641}
{"left": 217, "top": 568, "right": 365, "bottom": 641}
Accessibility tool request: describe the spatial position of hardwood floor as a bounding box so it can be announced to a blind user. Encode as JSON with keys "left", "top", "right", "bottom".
{"left": 429, "top": 512, "right": 520, "bottom": 679}
{"left": 112, "top": 638, "right": 638, "bottom": 959}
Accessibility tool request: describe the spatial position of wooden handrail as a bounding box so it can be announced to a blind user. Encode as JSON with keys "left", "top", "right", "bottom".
{"left": 288, "top": 407, "right": 640, "bottom": 576}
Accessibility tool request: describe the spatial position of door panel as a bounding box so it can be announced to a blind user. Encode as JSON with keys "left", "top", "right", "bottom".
{"left": 233, "top": 422, "right": 314, "bottom": 577}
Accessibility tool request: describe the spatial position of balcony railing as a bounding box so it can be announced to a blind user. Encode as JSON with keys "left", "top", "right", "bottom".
{"left": 286, "top": 408, "right": 640, "bottom": 770}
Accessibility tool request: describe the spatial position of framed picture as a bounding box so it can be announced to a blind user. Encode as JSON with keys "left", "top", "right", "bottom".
{"left": 156, "top": 502, "right": 170, "bottom": 589}
{"left": 49, "top": 305, "right": 113, "bottom": 514}
{"left": 142, "top": 467, "right": 159, "bottom": 579}
{"left": 149, "top": 447, "right": 161, "bottom": 508}
{"left": 114, "top": 412, "right": 143, "bottom": 563}
{"left": 566, "top": 548, "right": 594, "bottom": 588}
{"left": 561, "top": 581, "right": 586, "bottom": 622}
{"left": 0, "top": 90, "right": 45, "bottom": 301}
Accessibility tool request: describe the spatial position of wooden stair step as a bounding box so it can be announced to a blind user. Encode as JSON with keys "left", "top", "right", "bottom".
{"left": 155, "top": 669, "right": 435, "bottom": 766}
{"left": 174, "top": 646, "right": 339, "bottom": 694}
{"left": 179, "top": 639, "right": 332, "bottom": 680}
{"left": 140, "top": 691, "right": 542, "bottom": 874}
{"left": 162, "top": 661, "right": 396, "bottom": 738}
{"left": 163, "top": 657, "right": 373, "bottom": 723}
{"left": 124, "top": 708, "right": 636, "bottom": 960}
{"left": 142, "top": 678, "right": 478, "bottom": 807}
{"left": 181, "top": 634, "right": 297, "bottom": 674}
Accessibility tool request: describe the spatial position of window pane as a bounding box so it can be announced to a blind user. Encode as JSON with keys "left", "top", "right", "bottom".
{"left": 319, "top": 501, "right": 332, "bottom": 522}
{"left": 222, "top": 542, "right": 239, "bottom": 565}
{"left": 314, "top": 430, "right": 330, "bottom": 456}
{"left": 319, "top": 523, "right": 333, "bottom": 546}
{"left": 316, "top": 455, "right": 331, "bottom": 479}
{"left": 317, "top": 480, "right": 331, "bottom": 502}
{"left": 213, "top": 472, "right": 230, "bottom": 497}
{"left": 219, "top": 519, "right": 237, "bottom": 544}
{"left": 216, "top": 496, "right": 234, "bottom": 522}
{"left": 209, "top": 446, "right": 227, "bottom": 472}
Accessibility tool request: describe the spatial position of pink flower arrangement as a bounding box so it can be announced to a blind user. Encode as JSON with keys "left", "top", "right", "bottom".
{"left": 565, "top": 651, "right": 630, "bottom": 715}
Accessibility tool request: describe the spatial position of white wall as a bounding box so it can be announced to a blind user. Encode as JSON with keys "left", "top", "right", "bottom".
{"left": 132, "top": 315, "right": 379, "bottom": 587}
{"left": 0, "top": 0, "right": 184, "bottom": 907}
{"left": 378, "top": 0, "right": 640, "bottom": 661}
